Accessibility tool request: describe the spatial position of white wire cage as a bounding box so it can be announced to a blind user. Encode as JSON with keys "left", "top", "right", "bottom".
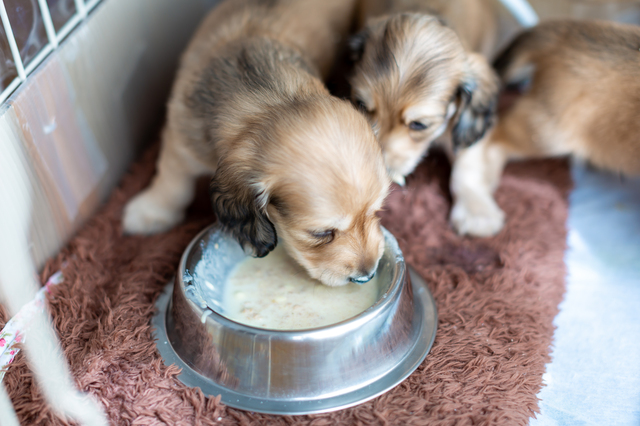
{"left": 0, "top": 0, "right": 214, "bottom": 270}
{"left": 0, "top": 0, "right": 102, "bottom": 104}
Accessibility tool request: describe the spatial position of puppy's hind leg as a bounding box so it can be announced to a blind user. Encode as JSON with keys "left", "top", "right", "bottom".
{"left": 123, "top": 128, "right": 210, "bottom": 235}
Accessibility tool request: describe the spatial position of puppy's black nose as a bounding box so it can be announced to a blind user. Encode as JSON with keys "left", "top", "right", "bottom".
{"left": 349, "top": 271, "right": 376, "bottom": 285}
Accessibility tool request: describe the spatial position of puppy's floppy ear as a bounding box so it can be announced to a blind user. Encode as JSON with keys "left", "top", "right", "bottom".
{"left": 210, "top": 158, "right": 277, "bottom": 258}
{"left": 451, "top": 53, "right": 499, "bottom": 151}
{"left": 349, "top": 28, "right": 370, "bottom": 62}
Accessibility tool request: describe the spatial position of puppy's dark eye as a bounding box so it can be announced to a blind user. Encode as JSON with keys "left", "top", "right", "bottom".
{"left": 310, "top": 229, "right": 336, "bottom": 245}
{"left": 408, "top": 121, "right": 429, "bottom": 131}
{"left": 355, "top": 98, "right": 369, "bottom": 113}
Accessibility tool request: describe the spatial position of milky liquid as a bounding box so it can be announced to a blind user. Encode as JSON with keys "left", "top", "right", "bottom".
{"left": 222, "top": 245, "right": 380, "bottom": 330}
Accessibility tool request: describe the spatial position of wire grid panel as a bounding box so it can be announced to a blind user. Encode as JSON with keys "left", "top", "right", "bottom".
{"left": 0, "top": 0, "right": 101, "bottom": 104}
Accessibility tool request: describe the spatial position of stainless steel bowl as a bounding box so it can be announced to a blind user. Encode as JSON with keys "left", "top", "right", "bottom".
{"left": 152, "top": 224, "right": 437, "bottom": 415}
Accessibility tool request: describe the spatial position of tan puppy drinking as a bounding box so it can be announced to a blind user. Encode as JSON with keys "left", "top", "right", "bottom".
{"left": 123, "top": 0, "right": 390, "bottom": 286}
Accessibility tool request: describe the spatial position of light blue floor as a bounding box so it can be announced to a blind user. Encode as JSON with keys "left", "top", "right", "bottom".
{"left": 532, "top": 163, "right": 640, "bottom": 426}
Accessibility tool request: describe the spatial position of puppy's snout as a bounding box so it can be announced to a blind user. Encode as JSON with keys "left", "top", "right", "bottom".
{"left": 349, "top": 271, "right": 376, "bottom": 285}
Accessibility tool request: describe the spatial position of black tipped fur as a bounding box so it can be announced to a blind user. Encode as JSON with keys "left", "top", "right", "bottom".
{"left": 209, "top": 166, "right": 277, "bottom": 258}
{"left": 452, "top": 85, "right": 497, "bottom": 151}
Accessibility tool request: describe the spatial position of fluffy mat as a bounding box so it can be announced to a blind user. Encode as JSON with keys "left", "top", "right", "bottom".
{"left": 2, "top": 144, "right": 571, "bottom": 425}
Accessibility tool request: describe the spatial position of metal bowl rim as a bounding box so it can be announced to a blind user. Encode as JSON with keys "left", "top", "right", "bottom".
{"left": 177, "top": 223, "right": 406, "bottom": 334}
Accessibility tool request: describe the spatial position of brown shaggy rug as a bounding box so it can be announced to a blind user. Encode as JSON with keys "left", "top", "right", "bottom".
{"left": 2, "top": 143, "right": 571, "bottom": 425}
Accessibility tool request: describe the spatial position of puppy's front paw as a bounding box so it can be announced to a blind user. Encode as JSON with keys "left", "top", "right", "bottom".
{"left": 122, "top": 191, "right": 184, "bottom": 235}
{"left": 450, "top": 197, "right": 505, "bottom": 237}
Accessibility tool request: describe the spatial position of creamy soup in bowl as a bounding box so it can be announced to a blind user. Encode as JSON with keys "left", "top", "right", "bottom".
{"left": 222, "top": 245, "right": 380, "bottom": 330}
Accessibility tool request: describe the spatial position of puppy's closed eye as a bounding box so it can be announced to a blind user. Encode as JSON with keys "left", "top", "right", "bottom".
{"left": 408, "top": 121, "right": 429, "bottom": 131}
{"left": 355, "top": 97, "right": 373, "bottom": 114}
{"left": 309, "top": 229, "right": 336, "bottom": 246}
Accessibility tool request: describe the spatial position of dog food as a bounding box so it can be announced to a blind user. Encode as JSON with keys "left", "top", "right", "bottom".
{"left": 222, "top": 245, "right": 380, "bottom": 330}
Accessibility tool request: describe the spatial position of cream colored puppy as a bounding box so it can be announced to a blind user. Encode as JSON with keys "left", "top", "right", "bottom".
{"left": 123, "top": 0, "right": 390, "bottom": 286}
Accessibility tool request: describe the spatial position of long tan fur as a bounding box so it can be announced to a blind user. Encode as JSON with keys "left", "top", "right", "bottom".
{"left": 123, "top": 0, "right": 390, "bottom": 286}
{"left": 349, "top": 0, "right": 500, "bottom": 185}
{"left": 451, "top": 20, "right": 640, "bottom": 237}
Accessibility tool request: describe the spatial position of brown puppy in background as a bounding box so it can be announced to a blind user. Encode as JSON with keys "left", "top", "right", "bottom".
{"left": 451, "top": 19, "right": 640, "bottom": 237}
{"left": 123, "top": 0, "right": 390, "bottom": 286}
{"left": 349, "top": 0, "right": 500, "bottom": 186}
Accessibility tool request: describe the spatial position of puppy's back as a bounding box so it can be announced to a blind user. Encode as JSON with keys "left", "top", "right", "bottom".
{"left": 168, "top": 0, "right": 358, "bottom": 163}
{"left": 494, "top": 20, "right": 640, "bottom": 81}
{"left": 185, "top": 37, "right": 323, "bottom": 155}
{"left": 182, "top": 0, "right": 357, "bottom": 79}
{"left": 495, "top": 20, "right": 640, "bottom": 174}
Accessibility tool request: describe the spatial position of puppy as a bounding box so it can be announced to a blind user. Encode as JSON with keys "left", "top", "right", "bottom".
{"left": 349, "top": 0, "right": 500, "bottom": 186}
{"left": 123, "top": 0, "right": 390, "bottom": 287}
{"left": 450, "top": 19, "right": 640, "bottom": 237}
